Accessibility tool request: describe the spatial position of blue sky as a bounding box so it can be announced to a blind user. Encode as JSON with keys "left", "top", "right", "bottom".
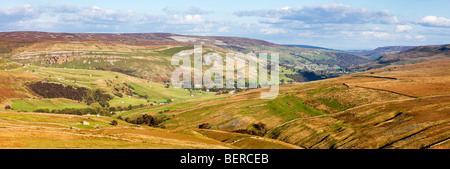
{"left": 1, "top": 0, "right": 449, "bottom": 49}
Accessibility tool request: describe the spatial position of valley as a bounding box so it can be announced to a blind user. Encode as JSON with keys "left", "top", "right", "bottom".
{"left": 0, "top": 31, "right": 448, "bottom": 149}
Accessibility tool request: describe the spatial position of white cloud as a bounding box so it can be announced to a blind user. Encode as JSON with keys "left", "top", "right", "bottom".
{"left": 235, "top": 3, "right": 399, "bottom": 25}
{"left": 280, "top": 6, "right": 290, "bottom": 11}
{"left": 184, "top": 7, "right": 212, "bottom": 15}
{"left": 415, "top": 35, "right": 426, "bottom": 41}
{"left": 163, "top": 6, "right": 211, "bottom": 15}
{"left": 217, "top": 26, "right": 229, "bottom": 33}
{"left": 403, "top": 34, "right": 426, "bottom": 41}
{"left": 77, "top": 6, "right": 143, "bottom": 22}
{"left": 259, "top": 17, "right": 287, "bottom": 24}
{"left": 11, "top": 18, "right": 58, "bottom": 29}
{"left": 0, "top": 4, "right": 38, "bottom": 16}
{"left": 0, "top": 4, "right": 244, "bottom": 34}
{"left": 0, "top": 4, "right": 41, "bottom": 23}
{"left": 0, "top": 3, "right": 444, "bottom": 49}
{"left": 361, "top": 31, "right": 391, "bottom": 39}
{"left": 168, "top": 14, "right": 205, "bottom": 24}
{"left": 371, "top": 26, "right": 381, "bottom": 31}
{"left": 259, "top": 27, "right": 287, "bottom": 34}
{"left": 395, "top": 25, "right": 413, "bottom": 32}
{"left": 416, "top": 16, "right": 450, "bottom": 27}
{"left": 341, "top": 31, "right": 355, "bottom": 37}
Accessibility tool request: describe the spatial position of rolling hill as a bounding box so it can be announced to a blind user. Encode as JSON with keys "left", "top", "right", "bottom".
{"left": 118, "top": 57, "right": 448, "bottom": 149}
{"left": 0, "top": 31, "right": 448, "bottom": 149}
{"left": 350, "top": 44, "right": 450, "bottom": 71}
{"left": 0, "top": 31, "right": 370, "bottom": 83}
{"left": 0, "top": 63, "right": 299, "bottom": 149}
{"left": 282, "top": 44, "right": 337, "bottom": 51}
{"left": 345, "top": 46, "right": 417, "bottom": 60}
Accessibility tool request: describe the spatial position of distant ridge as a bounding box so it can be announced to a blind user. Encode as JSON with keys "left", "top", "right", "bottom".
{"left": 282, "top": 44, "right": 338, "bottom": 51}
{"left": 350, "top": 44, "right": 450, "bottom": 71}
{"left": 345, "top": 46, "right": 417, "bottom": 60}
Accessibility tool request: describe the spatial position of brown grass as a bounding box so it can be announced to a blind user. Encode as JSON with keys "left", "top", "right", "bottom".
{"left": 0, "top": 112, "right": 236, "bottom": 149}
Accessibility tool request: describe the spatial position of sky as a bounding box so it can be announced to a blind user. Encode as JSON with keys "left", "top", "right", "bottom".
{"left": 0, "top": 0, "right": 449, "bottom": 49}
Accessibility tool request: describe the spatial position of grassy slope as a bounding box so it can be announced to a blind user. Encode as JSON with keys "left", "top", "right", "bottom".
{"left": 130, "top": 58, "right": 450, "bottom": 149}
{"left": 1, "top": 61, "right": 448, "bottom": 148}
{"left": 0, "top": 110, "right": 302, "bottom": 149}
{"left": 1, "top": 53, "right": 448, "bottom": 149}
{"left": 4, "top": 36, "right": 369, "bottom": 83}
{"left": 10, "top": 98, "right": 89, "bottom": 112}
{"left": 7, "top": 41, "right": 196, "bottom": 81}
{"left": 270, "top": 59, "right": 450, "bottom": 149}
{"left": 1, "top": 63, "right": 214, "bottom": 111}
{"left": 351, "top": 44, "right": 450, "bottom": 71}
{"left": 0, "top": 33, "right": 448, "bottom": 149}
{"left": 0, "top": 61, "right": 298, "bottom": 149}
{"left": 0, "top": 111, "right": 237, "bottom": 149}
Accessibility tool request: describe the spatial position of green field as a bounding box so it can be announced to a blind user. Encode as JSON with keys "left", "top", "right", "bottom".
{"left": 11, "top": 98, "right": 89, "bottom": 112}
{"left": 125, "top": 82, "right": 213, "bottom": 103}
{"left": 5, "top": 64, "right": 218, "bottom": 116}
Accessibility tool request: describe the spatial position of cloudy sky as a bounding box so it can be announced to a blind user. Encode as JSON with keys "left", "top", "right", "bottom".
{"left": 1, "top": 0, "right": 449, "bottom": 49}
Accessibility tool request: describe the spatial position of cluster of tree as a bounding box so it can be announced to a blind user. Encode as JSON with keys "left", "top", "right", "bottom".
{"left": 122, "top": 83, "right": 151, "bottom": 99}
{"left": 110, "top": 120, "right": 118, "bottom": 126}
{"left": 26, "top": 81, "right": 113, "bottom": 106}
{"left": 233, "top": 122, "right": 267, "bottom": 137}
{"left": 284, "top": 70, "right": 341, "bottom": 83}
{"left": 125, "top": 114, "right": 170, "bottom": 128}
{"left": 285, "top": 72, "right": 320, "bottom": 82}
{"left": 33, "top": 103, "right": 149, "bottom": 116}
{"left": 106, "top": 80, "right": 134, "bottom": 98}
{"left": 198, "top": 123, "right": 211, "bottom": 129}
{"left": 84, "top": 89, "right": 113, "bottom": 106}
{"left": 26, "top": 81, "right": 88, "bottom": 101}
{"left": 215, "top": 90, "right": 230, "bottom": 95}
{"left": 157, "top": 109, "right": 170, "bottom": 114}
{"left": 280, "top": 79, "right": 294, "bottom": 84}
{"left": 109, "top": 104, "right": 148, "bottom": 112}
{"left": 114, "top": 92, "right": 123, "bottom": 98}
{"left": 33, "top": 107, "right": 112, "bottom": 116}
{"left": 110, "top": 68, "right": 136, "bottom": 76}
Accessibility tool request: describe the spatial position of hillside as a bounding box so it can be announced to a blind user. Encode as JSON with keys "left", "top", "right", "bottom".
{"left": 0, "top": 110, "right": 304, "bottom": 149}
{"left": 0, "top": 64, "right": 300, "bottom": 149}
{"left": 350, "top": 44, "right": 450, "bottom": 71}
{"left": 0, "top": 31, "right": 448, "bottom": 149}
{"left": 345, "top": 46, "right": 417, "bottom": 60}
{"left": 282, "top": 44, "right": 337, "bottom": 51}
{"left": 0, "top": 31, "right": 369, "bottom": 83}
{"left": 118, "top": 58, "right": 448, "bottom": 149}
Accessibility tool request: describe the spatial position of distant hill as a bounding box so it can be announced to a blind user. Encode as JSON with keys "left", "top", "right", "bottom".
{"left": 0, "top": 31, "right": 370, "bottom": 82}
{"left": 346, "top": 46, "right": 417, "bottom": 60}
{"left": 282, "top": 44, "right": 337, "bottom": 51}
{"left": 350, "top": 44, "right": 450, "bottom": 71}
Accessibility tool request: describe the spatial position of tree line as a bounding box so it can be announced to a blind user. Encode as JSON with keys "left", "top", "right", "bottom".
{"left": 123, "top": 114, "right": 170, "bottom": 128}
{"left": 33, "top": 103, "right": 149, "bottom": 116}
{"left": 26, "top": 81, "right": 113, "bottom": 106}
{"left": 233, "top": 122, "right": 268, "bottom": 137}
